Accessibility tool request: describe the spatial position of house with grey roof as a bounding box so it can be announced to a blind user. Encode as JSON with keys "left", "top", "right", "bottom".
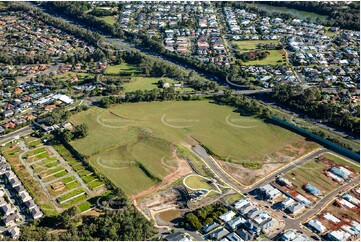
{"left": 9, "top": 178, "right": 21, "bottom": 188}
{"left": 208, "top": 228, "right": 230, "bottom": 240}
{"left": 2, "top": 213, "right": 17, "bottom": 227}
{"left": 236, "top": 228, "right": 254, "bottom": 241}
{"left": 0, "top": 203, "right": 14, "bottom": 216}
{"left": 30, "top": 207, "right": 43, "bottom": 219}
{"left": 9, "top": 226, "right": 20, "bottom": 239}
{"left": 226, "top": 216, "right": 246, "bottom": 231}
{"left": 226, "top": 232, "right": 242, "bottom": 241}
{"left": 286, "top": 202, "right": 305, "bottom": 215}
{"left": 201, "top": 221, "right": 220, "bottom": 234}
{"left": 24, "top": 199, "right": 37, "bottom": 210}
{"left": 14, "top": 185, "right": 26, "bottom": 195}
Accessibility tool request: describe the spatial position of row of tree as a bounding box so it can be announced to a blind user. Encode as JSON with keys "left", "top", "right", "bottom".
{"left": 272, "top": 83, "right": 360, "bottom": 136}
{"left": 20, "top": 203, "right": 155, "bottom": 240}
{"left": 259, "top": 1, "right": 360, "bottom": 30}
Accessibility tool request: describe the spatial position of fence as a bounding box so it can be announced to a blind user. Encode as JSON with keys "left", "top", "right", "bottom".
{"left": 271, "top": 116, "right": 360, "bottom": 162}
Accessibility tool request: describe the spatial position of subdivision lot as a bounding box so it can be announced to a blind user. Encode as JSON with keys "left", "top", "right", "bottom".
{"left": 69, "top": 100, "right": 318, "bottom": 194}
{"left": 284, "top": 152, "right": 360, "bottom": 202}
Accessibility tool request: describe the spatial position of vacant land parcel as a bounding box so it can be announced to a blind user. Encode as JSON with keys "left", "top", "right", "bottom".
{"left": 69, "top": 100, "right": 318, "bottom": 194}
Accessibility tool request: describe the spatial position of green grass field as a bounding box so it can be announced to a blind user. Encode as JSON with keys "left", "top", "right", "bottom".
{"left": 233, "top": 40, "right": 279, "bottom": 50}
{"left": 70, "top": 100, "right": 317, "bottom": 196}
{"left": 104, "top": 63, "right": 141, "bottom": 75}
{"left": 184, "top": 175, "right": 212, "bottom": 190}
{"left": 123, "top": 77, "right": 192, "bottom": 92}
{"left": 98, "top": 16, "right": 117, "bottom": 25}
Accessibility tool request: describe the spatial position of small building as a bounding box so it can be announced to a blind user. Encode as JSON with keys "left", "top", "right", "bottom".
{"left": 286, "top": 203, "right": 305, "bottom": 215}
{"left": 201, "top": 221, "right": 220, "bottom": 234}
{"left": 9, "top": 226, "right": 20, "bottom": 239}
{"left": 235, "top": 228, "right": 254, "bottom": 241}
{"left": 304, "top": 183, "right": 322, "bottom": 196}
{"left": 327, "top": 230, "right": 351, "bottom": 241}
{"left": 281, "top": 197, "right": 296, "bottom": 209}
{"left": 226, "top": 216, "right": 246, "bottom": 231}
{"left": 219, "top": 211, "right": 236, "bottom": 222}
{"left": 226, "top": 232, "right": 242, "bottom": 241}
{"left": 323, "top": 213, "right": 340, "bottom": 224}
{"left": 259, "top": 184, "right": 282, "bottom": 200}
{"left": 0, "top": 203, "right": 14, "bottom": 216}
{"left": 30, "top": 207, "right": 43, "bottom": 220}
{"left": 208, "top": 228, "right": 230, "bottom": 241}
{"left": 2, "top": 213, "right": 17, "bottom": 227}
{"left": 308, "top": 219, "right": 327, "bottom": 234}
{"left": 165, "top": 232, "right": 190, "bottom": 241}
{"left": 281, "top": 230, "right": 297, "bottom": 241}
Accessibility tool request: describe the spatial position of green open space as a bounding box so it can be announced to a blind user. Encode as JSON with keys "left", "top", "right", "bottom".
{"left": 104, "top": 63, "right": 141, "bottom": 75}
{"left": 184, "top": 175, "right": 213, "bottom": 191}
{"left": 240, "top": 50, "right": 286, "bottom": 66}
{"left": 69, "top": 100, "right": 317, "bottom": 196}
{"left": 57, "top": 188, "right": 86, "bottom": 203}
{"left": 98, "top": 16, "right": 117, "bottom": 25}
{"left": 233, "top": 40, "right": 279, "bottom": 50}
{"left": 123, "top": 77, "right": 193, "bottom": 93}
{"left": 60, "top": 194, "right": 88, "bottom": 208}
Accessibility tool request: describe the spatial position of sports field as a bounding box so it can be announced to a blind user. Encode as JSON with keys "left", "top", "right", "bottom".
{"left": 70, "top": 100, "right": 317, "bottom": 195}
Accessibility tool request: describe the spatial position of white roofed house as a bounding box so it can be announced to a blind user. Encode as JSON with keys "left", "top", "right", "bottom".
{"left": 259, "top": 184, "right": 282, "bottom": 201}
{"left": 327, "top": 230, "right": 351, "bottom": 241}
{"left": 286, "top": 202, "right": 305, "bottom": 216}
{"left": 308, "top": 219, "right": 327, "bottom": 234}
{"left": 219, "top": 210, "right": 236, "bottom": 222}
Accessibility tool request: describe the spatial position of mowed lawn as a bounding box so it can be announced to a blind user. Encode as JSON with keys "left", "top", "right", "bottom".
{"left": 104, "top": 63, "right": 141, "bottom": 75}
{"left": 184, "top": 175, "right": 212, "bottom": 190}
{"left": 123, "top": 77, "right": 193, "bottom": 92}
{"left": 98, "top": 16, "right": 117, "bottom": 25}
{"left": 233, "top": 40, "right": 279, "bottom": 50}
{"left": 70, "top": 100, "right": 317, "bottom": 195}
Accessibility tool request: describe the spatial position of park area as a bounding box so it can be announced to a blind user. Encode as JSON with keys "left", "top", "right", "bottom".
{"left": 122, "top": 77, "right": 193, "bottom": 93}
{"left": 232, "top": 40, "right": 286, "bottom": 65}
{"left": 69, "top": 100, "right": 318, "bottom": 195}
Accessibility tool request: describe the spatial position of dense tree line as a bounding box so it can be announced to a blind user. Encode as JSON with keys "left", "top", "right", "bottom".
{"left": 214, "top": 90, "right": 273, "bottom": 119}
{"left": 259, "top": 1, "right": 360, "bottom": 30}
{"left": 59, "top": 123, "right": 89, "bottom": 142}
{"left": 99, "top": 88, "right": 204, "bottom": 108}
{"left": 272, "top": 83, "right": 360, "bottom": 136}
{"left": 20, "top": 203, "right": 155, "bottom": 240}
{"left": 181, "top": 203, "right": 228, "bottom": 230}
